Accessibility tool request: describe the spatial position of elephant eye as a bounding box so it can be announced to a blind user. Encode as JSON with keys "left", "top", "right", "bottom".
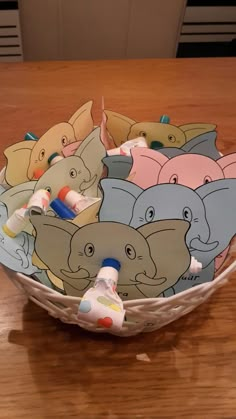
{"left": 45, "top": 186, "right": 51, "bottom": 193}
{"left": 125, "top": 244, "right": 136, "bottom": 260}
{"left": 168, "top": 135, "right": 176, "bottom": 143}
{"left": 84, "top": 243, "right": 95, "bottom": 257}
{"left": 139, "top": 131, "right": 147, "bottom": 138}
{"left": 204, "top": 176, "right": 212, "bottom": 184}
{"left": 170, "top": 174, "right": 178, "bottom": 184}
{"left": 38, "top": 149, "right": 45, "bottom": 161}
{"left": 61, "top": 136, "right": 69, "bottom": 146}
{"left": 145, "top": 206, "right": 155, "bottom": 222}
{"left": 182, "top": 206, "right": 193, "bottom": 222}
{"left": 69, "top": 168, "right": 77, "bottom": 178}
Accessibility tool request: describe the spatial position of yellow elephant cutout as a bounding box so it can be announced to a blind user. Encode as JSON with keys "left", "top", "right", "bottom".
{"left": 104, "top": 109, "right": 216, "bottom": 148}
{"left": 4, "top": 101, "right": 94, "bottom": 186}
{"left": 0, "top": 128, "right": 104, "bottom": 237}
{"left": 71, "top": 200, "right": 100, "bottom": 227}
{"left": 31, "top": 200, "right": 101, "bottom": 291}
{"left": 32, "top": 251, "right": 64, "bottom": 290}
{"left": 30, "top": 215, "right": 191, "bottom": 300}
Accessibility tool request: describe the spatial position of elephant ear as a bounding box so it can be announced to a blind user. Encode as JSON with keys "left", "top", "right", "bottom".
{"left": 104, "top": 110, "right": 136, "bottom": 147}
{"left": 4, "top": 141, "right": 35, "bottom": 186}
{"left": 0, "top": 185, "right": 6, "bottom": 196}
{"left": 75, "top": 127, "right": 106, "bottom": 171}
{"left": 30, "top": 215, "right": 78, "bottom": 278}
{"left": 99, "top": 178, "right": 143, "bottom": 224}
{"left": 75, "top": 127, "right": 106, "bottom": 196}
{"left": 137, "top": 219, "right": 191, "bottom": 296}
{"left": 129, "top": 148, "right": 168, "bottom": 188}
{"left": 72, "top": 200, "right": 100, "bottom": 227}
{"left": 217, "top": 153, "right": 236, "bottom": 178}
{"left": 0, "top": 181, "right": 36, "bottom": 217}
{"left": 180, "top": 123, "right": 217, "bottom": 142}
{"left": 102, "top": 155, "right": 132, "bottom": 179}
{"left": 62, "top": 140, "right": 82, "bottom": 157}
{"left": 157, "top": 147, "right": 185, "bottom": 159}
{"left": 181, "top": 131, "right": 220, "bottom": 160}
{"left": 100, "top": 100, "right": 116, "bottom": 150}
{"left": 196, "top": 179, "right": 236, "bottom": 262}
{"left": 68, "top": 100, "right": 94, "bottom": 141}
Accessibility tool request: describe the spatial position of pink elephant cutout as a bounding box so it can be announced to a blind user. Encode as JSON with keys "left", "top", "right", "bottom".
{"left": 130, "top": 148, "right": 236, "bottom": 271}
{"left": 62, "top": 140, "right": 83, "bottom": 157}
{"left": 130, "top": 148, "right": 236, "bottom": 189}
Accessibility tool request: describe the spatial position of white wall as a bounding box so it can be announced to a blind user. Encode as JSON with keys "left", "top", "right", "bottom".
{"left": 19, "top": 0, "right": 186, "bottom": 60}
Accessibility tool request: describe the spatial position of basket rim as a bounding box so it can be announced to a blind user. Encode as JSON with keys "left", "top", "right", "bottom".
{"left": 2, "top": 259, "right": 234, "bottom": 336}
{"left": 5, "top": 257, "right": 236, "bottom": 307}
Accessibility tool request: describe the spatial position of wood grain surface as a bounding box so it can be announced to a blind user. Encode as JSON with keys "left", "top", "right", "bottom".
{"left": 0, "top": 58, "right": 236, "bottom": 419}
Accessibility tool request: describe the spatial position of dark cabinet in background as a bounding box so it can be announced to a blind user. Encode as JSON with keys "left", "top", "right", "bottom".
{"left": 178, "top": 0, "right": 236, "bottom": 57}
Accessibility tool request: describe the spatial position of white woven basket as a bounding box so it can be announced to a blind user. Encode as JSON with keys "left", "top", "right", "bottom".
{"left": 3, "top": 260, "right": 235, "bottom": 337}
{"left": 1, "top": 167, "right": 236, "bottom": 337}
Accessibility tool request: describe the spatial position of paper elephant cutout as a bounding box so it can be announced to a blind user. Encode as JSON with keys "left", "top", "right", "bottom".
{"left": 4, "top": 101, "right": 94, "bottom": 186}
{"left": 32, "top": 270, "right": 58, "bottom": 290}
{"left": 34, "top": 127, "right": 106, "bottom": 199}
{"left": 0, "top": 202, "right": 40, "bottom": 275}
{"left": 157, "top": 130, "right": 221, "bottom": 160}
{"left": 162, "top": 262, "right": 216, "bottom": 296}
{"left": 99, "top": 178, "right": 236, "bottom": 293}
{"left": 0, "top": 128, "right": 106, "bottom": 225}
{"left": 103, "top": 155, "right": 133, "bottom": 179}
{"left": 102, "top": 131, "right": 221, "bottom": 182}
{"left": 31, "top": 215, "right": 191, "bottom": 300}
{"left": 104, "top": 109, "right": 216, "bottom": 148}
{"left": 31, "top": 200, "right": 101, "bottom": 291}
{"left": 129, "top": 148, "right": 236, "bottom": 190}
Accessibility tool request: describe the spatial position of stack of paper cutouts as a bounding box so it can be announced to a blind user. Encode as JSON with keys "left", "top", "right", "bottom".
{"left": 1, "top": 100, "right": 236, "bottom": 306}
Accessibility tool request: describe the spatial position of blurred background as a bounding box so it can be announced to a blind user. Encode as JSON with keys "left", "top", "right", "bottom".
{"left": 0, "top": 0, "right": 235, "bottom": 62}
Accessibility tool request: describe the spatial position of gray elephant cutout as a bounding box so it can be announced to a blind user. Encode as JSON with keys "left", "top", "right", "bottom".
{"left": 166, "top": 262, "right": 215, "bottom": 295}
{"left": 32, "top": 270, "right": 64, "bottom": 291}
{"left": 103, "top": 155, "right": 133, "bottom": 180}
{"left": 32, "top": 270, "right": 56, "bottom": 290}
{"left": 0, "top": 185, "right": 7, "bottom": 195}
{"left": 0, "top": 181, "right": 36, "bottom": 217}
{"left": 99, "top": 178, "right": 143, "bottom": 225}
{"left": 100, "top": 179, "right": 214, "bottom": 249}
{"left": 157, "top": 131, "right": 221, "bottom": 160}
{"left": 155, "top": 148, "right": 184, "bottom": 159}
{"left": 99, "top": 178, "right": 236, "bottom": 293}
{"left": 0, "top": 180, "right": 54, "bottom": 234}
{"left": 0, "top": 202, "right": 41, "bottom": 275}
{"left": 194, "top": 178, "right": 236, "bottom": 267}
{"left": 30, "top": 215, "right": 191, "bottom": 300}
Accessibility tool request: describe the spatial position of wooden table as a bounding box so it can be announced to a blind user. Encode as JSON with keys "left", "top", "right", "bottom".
{"left": 0, "top": 58, "right": 236, "bottom": 419}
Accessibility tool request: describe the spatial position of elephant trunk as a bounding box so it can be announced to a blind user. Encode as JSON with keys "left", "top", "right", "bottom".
{"left": 190, "top": 237, "right": 219, "bottom": 252}
{"left": 135, "top": 272, "right": 167, "bottom": 286}
{"left": 80, "top": 174, "right": 97, "bottom": 192}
